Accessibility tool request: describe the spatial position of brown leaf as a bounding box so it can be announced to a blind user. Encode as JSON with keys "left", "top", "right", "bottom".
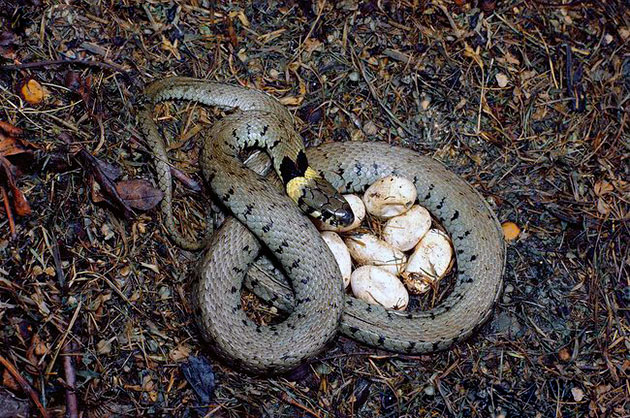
{"left": 0, "top": 121, "right": 23, "bottom": 137}
{"left": 19, "top": 79, "right": 45, "bottom": 105}
{"left": 10, "top": 185, "right": 31, "bottom": 216}
{"left": 115, "top": 179, "right": 164, "bottom": 211}
{"left": 0, "top": 135, "right": 38, "bottom": 158}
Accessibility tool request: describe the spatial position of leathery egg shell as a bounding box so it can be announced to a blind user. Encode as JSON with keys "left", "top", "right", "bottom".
{"left": 363, "top": 175, "right": 418, "bottom": 218}
{"left": 351, "top": 266, "right": 409, "bottom": 310}
{"left": 314, "top": 194, "right": 365, "bottom": 232}
{"left": 383, "top": 205, "right": 432, "bottom": 251}
{"left": 404, "top": 229, "right": 453, "bottom": 294}
{"left": 320, "top": 231, "right": 352, "bottom": 288}
{"left": 344, "top": 233, "right": 407, "bottom": 275}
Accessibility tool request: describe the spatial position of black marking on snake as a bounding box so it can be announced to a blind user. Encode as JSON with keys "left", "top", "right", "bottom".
{"left": 406, "top": 313, "right": 413, "bottom": 319}
{"left": 349, "top": 326, "right": 359, "bottom": 334}
{"left": 366, "top": 305, "right": 372, "bottom": 313}
{"left": 436, "top": 197, "right": 446, "bottom": 210}
{"left": 429, "top": 312, "right": 436, "bottom": 320}
{"left": 346, "top": 299, "right": 354, "bottom": 306}
{"left": 250, "top": 279, "right": 259, "bottom": 287}
{"left": 232, "top": 305, "right": 239, "bottom": 313}
{"left": 296, "top": 150, "right": 308, "bottom": 173}
{"left": 230, "top": 286, "right": 237, "bottom": 293}
{"left": 222, "top": 187, "right": 235, "bottom": 202}
{"left": 451, "top": 210, "right": 460, "bottom": 221}
{"left": 407, "top": 341, "right": 416, "bottom": 351}
{"left": 297, "top": 313, "right": 305, "bottom": 319}
{"left": 242, "top": 319, "right": 248, "bottom": 326}
{"left": 256, "top": 326, "right": 262, "bottom": 333}
{"left": 290, "top": 259, "right": 300, "bottom": 270}
{"left": 412, "top": 175, "right": 418, "bottom": 184}
{"left": 354, "top": 162, "right": 363, "bottom": 175}
{"left": 377, "top": 335, "right": 386, "bottom": 345}
{"left": 424, "top": 192, "right": 431, "bottom": 200}
{"left": 465, "top": 277, "right": 474, "bottom": 283}
{"left": 279, "top": 156, "right": 301, "bottom": 184}
{"left": 429, "top": 183, "right": 435, "bottom": 190}
{"left": 470, "top": 255, "right": 477, "bottom": 261}
{"left": 242, "top": 245, "right": 250, "bottom": 252}
{"left": 243, "top": 204, "right": 254, "bottom": 219}
{"left": 301, "top": 278, "right": 309, "bottom": 284}
{"left": 457, "top": 249, "right": 464, "bottom": 255}
{"left": 269, "top": 138, "right": 281, "bottom": 149}
{"left": 432, "top": 342, "right": 440, "bottom": 351}
{"left": 261, "top": 125, "right": 269, "bottom": 136}
{"left": 262, "top": 221, "right": 274, "bottom": 233}
{"left": 232, "top": 128, "right": 238, "bottom": 139}
{"left": 232, "top": 266, "right": 243, "bottom": 273}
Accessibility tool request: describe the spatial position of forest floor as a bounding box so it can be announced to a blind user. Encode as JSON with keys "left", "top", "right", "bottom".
{"left": 0, "top": 1, "right": 628, "bottom": 417}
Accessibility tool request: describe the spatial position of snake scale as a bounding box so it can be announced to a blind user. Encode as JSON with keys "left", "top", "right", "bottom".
{"left": 140, "top": 77, "right": 505, "bottom": 374}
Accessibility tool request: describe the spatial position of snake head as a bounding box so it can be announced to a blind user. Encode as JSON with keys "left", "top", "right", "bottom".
{"left": 286, "top": 167, "right": 355, "bottom": 227}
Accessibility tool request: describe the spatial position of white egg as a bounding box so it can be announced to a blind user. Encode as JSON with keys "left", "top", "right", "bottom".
{"left": 363, "top": 175, "right": 417, "bottom": 218}
{"left": 383, "top": 205, "right": 432, "bottom": 251}
{"left": 351, "top": 266, "right": 409, "bottom": 310}
{"left": 403, "top": 229, "right": 453, "bottom": 294}
{"left": 314, "top": 194, "right": 365, "bottom": 232}
{"left": 344, "top": 233, "right": 407, "bottom": 275}
{"left": 320, "top": 231, "right": 352, "bottom": 288}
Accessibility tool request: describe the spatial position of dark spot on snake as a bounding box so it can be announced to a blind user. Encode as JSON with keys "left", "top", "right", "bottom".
{"left": 354, "top": 162, "right": 363, "bottom": 175}
{"left": 297, "top": 313, "right": 305, "bottom": 319}
{"left": 429, "top": 312, "right": 436, "bottom": 320}
{"left": 436, "top": 197, "right": 446, "bottom": 210}
{"left": 406, "top": 313, "right": 413, "bottom": 319}
{"left": 346, "top": 299, "right": 354, "bottom": 306}
{"left": 366, "top": 305, "right": 372, "bottom": 313}
{"left": 232, "top": 128, "right": 238, "bottom": 138}
{"left": 349, "top": 326, "right": 359, "bottom": 334}
{"left": 232, "top": 266, "right": 243, "bottom": 273}
{"left": 470, "top": 255, "right": 477, "bottom": 261}
{"left": 261, "top": 125, "right": 269, "bottom": 136}
{"left": 377, "top": 335, "right": 386, "bottom": 345}
{"left": 244, "top": 204, "right": 254, "bottom": 216}
{"left": 270, "top": 294, "right": 278, "bottom": 301}
{"left": 242, "top": 319, "right": 248, "bottom": 326}
{"left": 407, "top": 341, "right": 416, "bottom": 351}
{"left": 232, "top": 305, "right": 239, "bottom": 313}
{"left": 373, "top": 162, "right": 380, "bottom": 171}
{"left": 457, "top": 249, "right": 464, "bottom": 255}
{"left": 291, "top": 259, "right": 300, "bottom": 270}
{"left": 262, "top": 221, "right": 274, "bottom": 233}
{"left": 432, "top": 342, "right": 440, "bottom": 351}
{"left": 412, "top": 175, "right": 418, "bottom": 184}
{"left": 246, "top": 123, "right": 251, "bottom": 136}
{"left": 451, "top": 210, "right": 460, "bottom": 221}
{"left": 279, "top": 156, "right": 300, "bottom": 184}
{"left": 465, "top": 277, "right": 474, "bottom": 283}
{"left": 256, "top": 326, "right": 262, "bottom": 333}
{"left": 429, "top": 183, "right": 435, "bottom": 190}
{"left": 296, "top": 150, "right": 308, "bottom": 173}
{"left": 439, "top": 216, "right": 445, "bottom": 222}
{"left": 275, "top": 246, "right": 284, "bottom": 254}
{"left": 425, "top": 193, "right": 431, "bottom": 200}
{"left": 242, "top": 245, "right": 250, "bottom": 252}
{"left": 250, "top": 279, "right": 259, "bottom": 287}
{"left": 230, "top": 286, "right": 237, "bottom": 293}
{"left": 269, "top": 138, "right": 281, "bottom": 149}
{"left": 464, "top": 230, "right": 471, "bottom": 237}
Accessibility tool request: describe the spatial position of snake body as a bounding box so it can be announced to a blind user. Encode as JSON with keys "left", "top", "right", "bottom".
{"left": 140, "top": 78, "right": 505, "bottom": 373}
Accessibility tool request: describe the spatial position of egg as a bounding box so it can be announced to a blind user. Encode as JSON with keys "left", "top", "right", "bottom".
{"left": 320, "top": 231, "right": 352, "bottom": 288}
{"left": 363, "top": 175, "right": 417, "bottom": 218}
{"left": 350, "top": 266, "right": 409, "bottom": 310}
{"left": 314, "top": 194, "right": 365, "bottom": 232}
{"left": 344, "top": 233, "right": 407, "bottom": 275}
{"left": 403, "top": 229, "right": 453, "bottom": 294}
{"left": 383, "top": 205, "right": 432, "bottom": 251}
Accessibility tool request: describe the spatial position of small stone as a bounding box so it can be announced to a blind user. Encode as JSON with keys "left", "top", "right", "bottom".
{"left": 348, "top": 71, "right": 360, "bottom": 82}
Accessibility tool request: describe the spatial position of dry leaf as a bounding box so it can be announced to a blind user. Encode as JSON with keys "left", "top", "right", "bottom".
{"left": 20, "top": 79, "right": 45, "bottom": 105}
{"left": 571, "top": 387, "right": 585, "bottom": 402}
{"left": 495, "top": 73, "right": 509, "bottom": 88}
{"left": 502, "top": 222, "right": 520, "bottom": 241}
{"left": 594, "top": 180, "right": 613, "bottom": 196}
{"left": 0, "top": 121, "right": 23, "bottom": 137}
{"left": 115, "top": 179, "right": 164, "bottom": 211}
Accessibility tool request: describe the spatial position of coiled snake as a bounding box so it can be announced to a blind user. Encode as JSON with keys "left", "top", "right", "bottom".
{"left": 140, "top": 77, "right": 505, "bottom": 374}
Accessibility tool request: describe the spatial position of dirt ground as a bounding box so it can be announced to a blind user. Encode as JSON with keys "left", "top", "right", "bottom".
{"left": 0, "top": 1, "right": 628, "bottom": 417}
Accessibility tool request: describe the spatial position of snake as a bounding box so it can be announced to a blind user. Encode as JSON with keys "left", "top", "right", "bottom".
{"left": 139, "top": 77, "right": 505, "bottom": 374}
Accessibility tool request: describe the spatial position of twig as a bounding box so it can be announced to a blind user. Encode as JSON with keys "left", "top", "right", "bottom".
{"left": 0, "top": 185, "right": 16, "bottom": 239}
{"left": 0, "top": 355, "right": 50, "bottom": 418}
{"left": 280, "top": 392, "right": 323, "bottom": 418}
{"left": 0, "top": 59, "right": 131, "bottom": 81}
{"left": 62, "top": 341, "right": 79, "bottom": 418}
